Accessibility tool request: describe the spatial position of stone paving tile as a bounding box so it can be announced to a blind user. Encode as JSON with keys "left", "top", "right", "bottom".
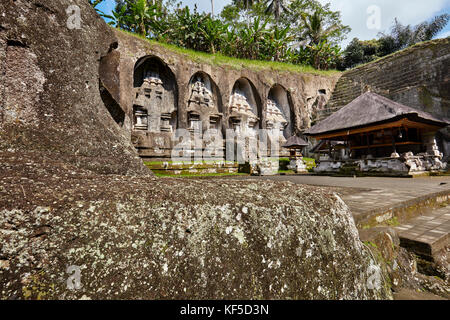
{"left": 238, "top": 175, "right": 450, "bottom": 221}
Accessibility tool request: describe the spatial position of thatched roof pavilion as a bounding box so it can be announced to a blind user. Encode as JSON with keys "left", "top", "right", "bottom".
{"left": 305, "top": 92, "right": 448, "bottom": 139}
{"left": 304, "top": 92, "right": 449, "bottom": 159}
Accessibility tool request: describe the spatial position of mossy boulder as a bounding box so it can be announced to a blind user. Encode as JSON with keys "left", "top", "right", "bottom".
{"left": 1, "top": 152, "right": 392, "bottom": 299}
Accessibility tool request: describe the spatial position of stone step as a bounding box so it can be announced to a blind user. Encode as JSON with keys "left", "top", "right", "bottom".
{"left": 354, "top": 190, "right": 450, "bottom": 229}
{"left": 395, "top": 205, "right": 450, "bottom": 259}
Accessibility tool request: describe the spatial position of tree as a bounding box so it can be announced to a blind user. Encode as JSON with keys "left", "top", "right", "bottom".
{"left": 264, "top": 0, "right": 289, "bottom": 22}
{"left": 127, "top": 0, "right": 159, "bottom": 37}
{"left": 239, "top": 16, "right": 269, "bottom": 59}
{"left": 258, "top": 25, "right": 294, "bottom": 61}
{"left": 201, "top": 18, "right": 228, "bottom": 54}
{"left": 108, "top": 0, "right": 160, "bottom": 37}
{"left": 299, "top": 6, "right": 350, "bottom": 46}
{"left": 378, "top": 14, "right": 449, "bottom": 55}
{"left": 341, "top": 38, "right": 380, "bottom": 69}
{"left": 233, "top": 0, "right": 260, "bottom": 26}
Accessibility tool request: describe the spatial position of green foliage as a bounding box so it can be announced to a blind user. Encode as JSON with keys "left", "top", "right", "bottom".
{"left": 342, "top": 38, "right": 381, "bottom": 69}
{"left": 378, "top": 14, "right": 449, "bottom": 54}
{"left": 89, "top": 0, "right": 110, "bottom": 18}
{"left": 341, "top": 14, "right": 449, "bottom": 70}
{"left": 108, "top": 0, "right": 160, "bottom": 36}
{"left": 299, "top": 40, "right": 342, "bottom": 70}
{"left": 107, "top": 0, "right": 350, "bottom": 71}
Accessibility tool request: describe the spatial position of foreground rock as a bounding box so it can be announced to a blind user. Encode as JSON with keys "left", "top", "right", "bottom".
{"left": 0, "top": 151, "right": 392, "bottom": 299}
{"left": 360, "top": 227, "right": 449, "bottom": 299}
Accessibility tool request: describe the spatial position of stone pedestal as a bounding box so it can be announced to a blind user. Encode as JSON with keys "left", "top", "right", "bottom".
{"left": 288, "top": 158, "right": 307, "bottom": 173}
{"left": 256, "top": 159, "right": 279, "bottom": 176}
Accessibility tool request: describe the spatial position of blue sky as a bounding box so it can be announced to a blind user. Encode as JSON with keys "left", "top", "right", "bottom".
{"left": 98, "top": 0, "right": 450, "bottom": 47}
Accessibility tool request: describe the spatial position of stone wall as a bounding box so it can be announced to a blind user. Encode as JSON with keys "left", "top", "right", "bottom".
{"left": 320, "top": 38, "right": 450, "bottom": 122}
{"left": 100, "top": 30, "right": 340, "bottom": 159}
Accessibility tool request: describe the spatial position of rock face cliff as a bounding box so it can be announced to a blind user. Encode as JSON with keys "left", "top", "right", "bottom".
{"left": 0, "top": 0, "right": 148, "bottom": 176}
{"left": 321, "top": 39, "right": 449, "bottom": 122}
{"left": 0, "top": 0, "right": 391, "bottom": 300}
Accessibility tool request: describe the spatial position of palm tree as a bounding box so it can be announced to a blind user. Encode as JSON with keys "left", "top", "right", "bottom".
{"left": 234, "top": 0, "right": 258, "bottom": 26}
{"left": 211, "top": 0, "right": 214, "bottom": 17}
{"left": 264, "top": 0, "right": 289, "bottom": 22}
{"left": 300, "top": 8, "right": 341, "bottom": 45}
{"left": 235, "top": 0, "right": 256, "bottom": 11}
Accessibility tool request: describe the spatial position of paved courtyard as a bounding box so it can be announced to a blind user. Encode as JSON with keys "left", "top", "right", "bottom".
{"left": 232, "top": 175, "right": 450, "bottom": 220}
{"left": 229, "top": 175, "right": 450, "bottom": 254}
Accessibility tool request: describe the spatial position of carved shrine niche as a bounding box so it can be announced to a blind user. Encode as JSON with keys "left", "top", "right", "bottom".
{"left": 131, "top": 56, "right": 178, "bottom": 158}
{"left": 187, "top": 72, "right": 223, "bottom": 135}
{"left": 229, "top": 78, "right": 261, "bottom": 137}
{"left": 132, "top": 57, "right": 177, "bottom": 133}
{"left": 267, "top": 85, "right": 292, "bottom": 141}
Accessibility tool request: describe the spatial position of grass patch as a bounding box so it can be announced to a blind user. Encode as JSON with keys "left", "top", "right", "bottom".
{"left": 363, "top": 241, "right": 379, "bottom": 249}
{"left": 154, "top": 172, "right": 249, "bottom": 178}
{"left": 278, "top": 170, "right": 295, "bottom": 175}
{"left": 144, "top": 160, "right": 235, "bottom": 166}
{"left": 115, "top": 28, "right": 340, "bottom": 76}
{"left": 385, "top": 216, "right": 400, "bottom": 227}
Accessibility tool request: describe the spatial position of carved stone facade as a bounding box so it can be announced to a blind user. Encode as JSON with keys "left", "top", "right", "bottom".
{"left": 229, "top": 79, "right": 260, "bottom": 137}
{"left": 315, "top": 151, "right": 447, "bottom": 176}
{"left": 187, "top": 73, "right": 222, "bottom": 134}
{"left": 131, "top": 58, "right": 178, "bottom": 158}
{"left": 101, "top": 30, "right": 340, "bottom": 164}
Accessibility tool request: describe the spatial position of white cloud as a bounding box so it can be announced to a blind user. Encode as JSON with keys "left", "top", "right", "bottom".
{"left": 436, "top": 29, "right": 450, "bottom": 38}
{"left": 320, "top": 0, "right": 450, "bottom": 46}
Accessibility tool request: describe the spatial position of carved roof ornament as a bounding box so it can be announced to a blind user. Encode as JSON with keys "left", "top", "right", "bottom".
{"left": 266, "top": 99, "right": 288, "bottom": 127}
{"left": 189, "top": 76, "right": 214, "bottom": 107}
{"left": 143, "top": 70, "right": 163, "bottom": 86}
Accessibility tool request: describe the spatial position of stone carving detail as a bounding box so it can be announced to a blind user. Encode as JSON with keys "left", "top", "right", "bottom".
{"left": 132, "top": 70, "right": 175, "bottom": 133}
{"left": 188, "top": 76, "right": 213, "bottom": 108}
{"left": 266, "top": 98, "right": 288, "bottom": 144}
{"left": 229, "top": 89, "right": 259, "bottom": 136}
{"left": 187, "top": 74, "right": 222, "bottom": 134}
{"left": 315, "top": 151, "right": 447, "bottom": 175}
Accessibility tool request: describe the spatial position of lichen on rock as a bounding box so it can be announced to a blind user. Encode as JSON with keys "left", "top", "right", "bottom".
{"left": 0, "top": 152, "right": 392, "bottom": 299}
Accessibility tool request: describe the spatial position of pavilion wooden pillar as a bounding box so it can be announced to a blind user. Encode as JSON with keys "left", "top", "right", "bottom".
{"left": 391, "top": 129, "right": 397, "bottom": 154}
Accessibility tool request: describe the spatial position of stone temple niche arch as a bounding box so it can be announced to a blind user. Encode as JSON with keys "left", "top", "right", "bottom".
{"left": 267, "top": 84, "right": 293, "bottom": 142}
{"left": 187, "top": 72, "right": 223, "bottom": 135}
{"left": 131, "top": 56, "right": 178, "bottom": 158}
{"left": 229, "top": 78, "right": 261, "bottom": 135}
